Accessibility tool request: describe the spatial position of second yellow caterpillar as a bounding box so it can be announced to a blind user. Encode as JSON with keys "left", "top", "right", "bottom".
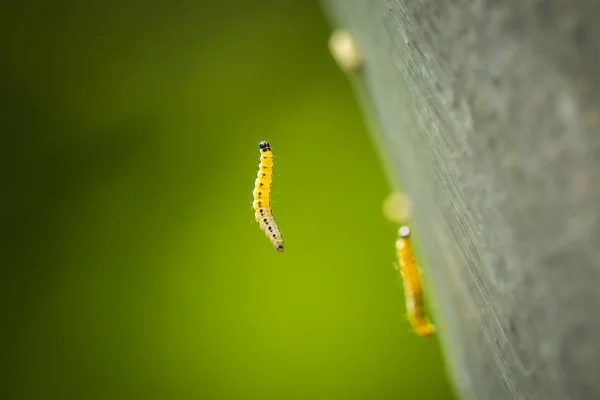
{"left": 395, "top": 225, "right": 435, "bottom": 337}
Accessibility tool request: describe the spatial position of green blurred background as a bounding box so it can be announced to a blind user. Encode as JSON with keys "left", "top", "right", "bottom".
{"left": 1, "top": 1, "right": 456, "bottom": 399}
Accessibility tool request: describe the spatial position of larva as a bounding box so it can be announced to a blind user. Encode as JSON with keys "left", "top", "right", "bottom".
{"left": 395, "top": 226, "right": 435, "bottom": 337}
{"left": 252, "top": 141, "right": 284, "bottom": 252}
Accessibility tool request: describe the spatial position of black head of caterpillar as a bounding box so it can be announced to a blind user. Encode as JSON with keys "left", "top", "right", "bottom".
{"left": 259, "top": 141, "right": 271, "bottom": 152}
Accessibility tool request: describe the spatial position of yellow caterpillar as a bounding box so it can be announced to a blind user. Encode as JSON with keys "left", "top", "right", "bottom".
{"left": 395, "top": 226, "right": 435, "bottom": 337}
{"left": 252, "top": 141, "right": 284, "bottom": 252}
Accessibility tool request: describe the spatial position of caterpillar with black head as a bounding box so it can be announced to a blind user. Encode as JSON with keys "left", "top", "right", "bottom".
{"left": 252, "top": 141, "right": 284, "bottom": 252}
{"left": 395, "top": 226, "right": 435, "bottom": 337}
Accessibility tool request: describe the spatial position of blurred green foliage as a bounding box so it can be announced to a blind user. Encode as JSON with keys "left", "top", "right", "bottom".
{"left": 1, "top": 1, "right": 456, "bottom": 399}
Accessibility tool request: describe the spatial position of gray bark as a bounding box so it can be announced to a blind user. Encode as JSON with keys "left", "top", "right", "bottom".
{"left": 322, "top": 1, "right": 600, "bottom": 400}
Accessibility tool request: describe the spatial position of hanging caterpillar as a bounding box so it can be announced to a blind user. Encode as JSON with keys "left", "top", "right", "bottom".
{"left": 252, "top": 141, "right": 284, "bottom": 252}
{"left": 395, "top": 226, "right": 435, "bottom": 337}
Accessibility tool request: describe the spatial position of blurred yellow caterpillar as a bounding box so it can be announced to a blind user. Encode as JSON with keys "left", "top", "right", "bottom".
{"left": 252, "top": 141, "right": 284, "bottom": 252}
{"left": 395, "top": 226, "right": 435, "bottom": 337}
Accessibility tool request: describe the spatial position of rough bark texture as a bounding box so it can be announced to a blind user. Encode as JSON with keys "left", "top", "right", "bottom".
{"left": 323, "top": 1, "right": 600, "bottom": 400}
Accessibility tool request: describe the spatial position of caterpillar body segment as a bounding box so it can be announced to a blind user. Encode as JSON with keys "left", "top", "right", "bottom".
{"left": 252, "top": 141, "right": 284, "bottom": 252}
{"left": 259, "top": 215, "right": 284, "bottom": 252}
{"left": 396, "top": 226, "right": 435, "bottom": 337}
{"left": 254, "top": 207, "right": 273, "bottom": 220}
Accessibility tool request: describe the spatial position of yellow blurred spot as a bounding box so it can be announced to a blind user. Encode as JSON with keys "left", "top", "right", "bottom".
{"left": 328, "top": 29, "right": 363, "bottom": 72}
{"left": 382, "top": 191, "right": 413, "bottom": 224}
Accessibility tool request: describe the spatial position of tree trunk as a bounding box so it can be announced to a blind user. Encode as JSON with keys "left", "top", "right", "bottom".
{"left": 322, "top": 1, "right": 600, "bottom": 399}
